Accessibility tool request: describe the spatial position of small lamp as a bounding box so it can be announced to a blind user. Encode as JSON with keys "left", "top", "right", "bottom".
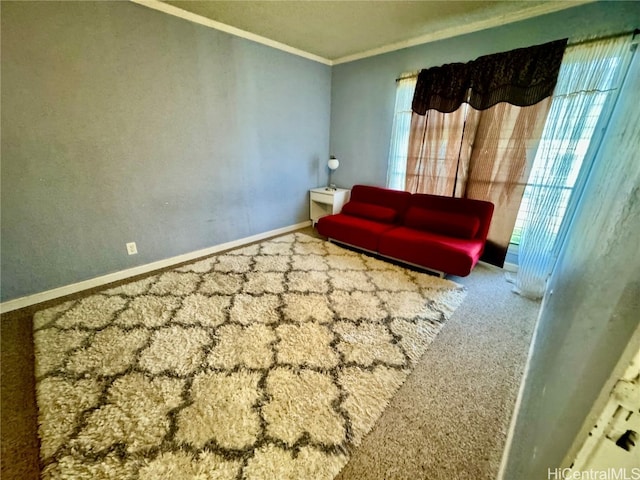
{"left": 326, "top": 156, "right": 339, "bottom": 191}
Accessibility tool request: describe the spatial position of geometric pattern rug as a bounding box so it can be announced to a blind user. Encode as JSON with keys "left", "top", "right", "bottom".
{"left": 33, "top": 232, "right": 466, "bottom": 479}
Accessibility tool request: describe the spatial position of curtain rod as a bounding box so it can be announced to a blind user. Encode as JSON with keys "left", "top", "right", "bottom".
{"left": 568, "top": 28, "right": 639, "bottom": 47}
{"left": 395, "top": 28, "right": 639, "bottom": 82}
{"left": 396, "top": 71, "right": 420, "bottom": 82}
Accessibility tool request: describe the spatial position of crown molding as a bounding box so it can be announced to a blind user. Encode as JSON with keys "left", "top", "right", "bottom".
{"left": 129, "top": 0, "right": 333, "bottom": 66}
{"left": 131, "top": 0, "right": 594, "bottom": 67}
{"left": 332, "top": 0, "right": 595, "bottom": 65}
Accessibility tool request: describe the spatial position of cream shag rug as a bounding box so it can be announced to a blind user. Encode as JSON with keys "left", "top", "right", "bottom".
{"left": 33, "top": 232, "right": 466, "bottom": 479}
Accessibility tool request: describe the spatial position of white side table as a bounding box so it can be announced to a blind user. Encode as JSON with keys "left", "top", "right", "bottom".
{"left": 309, "top": 187, "right": 350, "bottom": 225}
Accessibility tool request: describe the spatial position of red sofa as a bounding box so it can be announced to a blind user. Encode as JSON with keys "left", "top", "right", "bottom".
{"left": 316, "top": 185, "right": 494, "bottom": 277}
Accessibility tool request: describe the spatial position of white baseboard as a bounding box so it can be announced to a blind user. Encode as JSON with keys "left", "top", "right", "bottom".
{"left": 1, "top": 221, "right": 311, "bottom": 314}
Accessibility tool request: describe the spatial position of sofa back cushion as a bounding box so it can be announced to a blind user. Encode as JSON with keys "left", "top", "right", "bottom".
{"left": 406, "top": 193, "right": 494, "bottom": 240}
{"left": 349, "top": 185, "right": 412, "bottom": 216}
{"left": 341, "top": 201, "right": 398, "bottom": 223}
{"left": 404, "top": 207, "right": 480, "bottom": 239}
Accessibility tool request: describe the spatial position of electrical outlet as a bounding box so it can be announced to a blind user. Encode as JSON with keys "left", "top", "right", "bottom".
{"left": 126, "top": 242, "right": 138, "bottom": 255}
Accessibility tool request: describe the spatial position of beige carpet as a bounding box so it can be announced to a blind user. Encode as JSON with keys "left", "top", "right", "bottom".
{"left": 32, "top": 232, "right": 466, "bottom": 479}
{"left": 336, "top": 261, "right": 541, "bottom": 480}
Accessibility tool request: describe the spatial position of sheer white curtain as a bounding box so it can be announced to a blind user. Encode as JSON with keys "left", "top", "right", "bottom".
{"left": 514, "top": 35, "right": 635, "bottom": 299}
{"left": 386, "top": 75, "right": 416, "bottom": 190}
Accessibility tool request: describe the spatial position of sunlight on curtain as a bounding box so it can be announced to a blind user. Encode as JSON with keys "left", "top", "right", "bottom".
{"left": 386, "top": 75, "right": 416, "bottom": 190}
{"left": 514, "top": 35, "right": 635, "bottom": 299}
{"left": 400, "top": 40, "right": 566, "bottom": 268}
{"left": 465, "top": 100, "right": 551, "bottom": 266}
{"left": 405, "top": 105, "right": 471, "bottom": 196}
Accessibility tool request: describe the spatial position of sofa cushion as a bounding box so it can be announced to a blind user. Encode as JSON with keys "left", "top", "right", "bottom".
{"left": 379, "top": 227, "right": 485, "bottom": 277}
{"left": 408, "top": 193, "right": 494, "bottom": 242}
{"left": 317, "top": 213, "right": 395, "bottom": 252}
{"left": 341, "top": 201, "right": 397, "bottom": 223}
{"left": 350, "top": 185, "right": 412, "bottom": 215}
{"left": 403, "top": 207, "right": 480, "bottom": 239}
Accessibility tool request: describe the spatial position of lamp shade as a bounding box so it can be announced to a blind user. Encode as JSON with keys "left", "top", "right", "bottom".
{"left": 328, "top": 158, "right": 339, "bottom": 170}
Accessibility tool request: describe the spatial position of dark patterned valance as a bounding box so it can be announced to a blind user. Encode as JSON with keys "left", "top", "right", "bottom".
{"left": 412, "top": 38, "right": 568, "bottom": 115}
{"left": 411, "top": 62, "right": 471, "bottom": 114}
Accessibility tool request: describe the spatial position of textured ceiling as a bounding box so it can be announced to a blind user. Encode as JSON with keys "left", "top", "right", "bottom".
{"left": 159, "top": 1, "right": 590, "bottom": 63}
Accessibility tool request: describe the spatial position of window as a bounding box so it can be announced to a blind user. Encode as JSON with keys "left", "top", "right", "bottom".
{"left": 510, "top": 55, "right": 621, "bottom": 248}
{"left": 387, "top": 39, "right": 633, "bottom": 273}
{"left": 386, "top": 74, "right": 417, "bottom": 190}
